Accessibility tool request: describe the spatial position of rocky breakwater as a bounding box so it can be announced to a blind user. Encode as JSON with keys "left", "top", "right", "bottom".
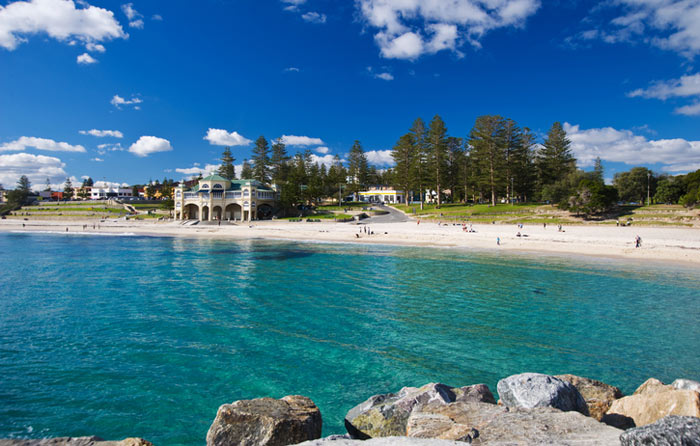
{"left": 0, "top": 438, "right": 151, "bottom": 446}
{"left": 344, "top": 373, "right": 623, "bottom": 445}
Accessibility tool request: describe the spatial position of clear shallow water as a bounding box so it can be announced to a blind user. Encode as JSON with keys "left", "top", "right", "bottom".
{"left": 0, "top": 232, "right": 698, "bottom": 445}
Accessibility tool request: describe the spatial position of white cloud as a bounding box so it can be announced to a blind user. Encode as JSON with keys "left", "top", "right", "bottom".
{"left": 281, "top": 0, "right": 306, "bottom": 11}
{"left": 301, "top": 11, "right": 326, "bottom": 23}
{"left": 0, "top": 136, "right": 86, "bottom": 153}
{"left": 579, "top": 1, "right": 700, "bottom": 58}
{"left": 121, "top": 3, "right": 143, "bottom": 28}
{"left": 151, "top": 14, "right": 162, "bottom": 21}
{"left": 204, "top": 128, "right": 252, "bottom": 146}
{"left": 96, "top": 142, "right": 123, "bottom": 154}
{"left": 366, "top": 149, "right": 394, "bottom": 166}
{"left": 314, "top": 146, "right": 330, "bottom": 154}
{"left": 91, "top": 157, "right": 103, "bottom": 162}
{"left": 628, "top": 73, "right": 700, "bottom": 116}
{"left": 79, "top": 129, "right": 123, "bottom": 138}
{"left": 85, "top": 42, "right": 105, "bottom": 52}
{"left": 111, "top": 94, "right": 142, "bottom": 109}
{"left": 0, "top": 152, "right": 68, "bottom": 190}
{"left": 281, "top": 135, "right": 324, "bottom": 146}
{"left": 375, "top": 72, "right": 394, "bottom": 81}
{"left": 128, "top": 136, "right": 172, "bottom": 157}
{"left": 93, "top": 180, "right": 128, "bottom": 188}
{"left": 310, "top": 154, "right": 335, "bottom": 167}
{"left": 564, "top": 123, "right": 700, "bottom": 173}
{"left": 0, "top": 0, "right": 126, "bottom": 51}
{"left": 175, "top": 163, "right": 221, "bottom": 176}
{"left": 284, "top": 67, "right": 300, "bottom": 72}
{"left": 76, "top": 52, "right": 97, "bottom": 64}
{"left": 357, "top": 0, "right": 540, "bottom": 59}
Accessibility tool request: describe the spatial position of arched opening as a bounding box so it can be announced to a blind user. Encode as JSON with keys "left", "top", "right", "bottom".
{"left": 225, "top": 203, "right": 242, "bottom": 221}
{"left": 201, "top": 205, "right": 210, "bottom": 221}
{"left": 184, "top": 204, "right": 199, "bottom": 220}
{"left": 257, "top": 204, "right": 273, "bottom": 220}
{"left": 212, "top": 206, "right": 222, "bottom": 220}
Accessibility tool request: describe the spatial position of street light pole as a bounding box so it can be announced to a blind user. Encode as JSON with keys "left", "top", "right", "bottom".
{"left": 647, "top": 171, "right": 651, "bottom": 206}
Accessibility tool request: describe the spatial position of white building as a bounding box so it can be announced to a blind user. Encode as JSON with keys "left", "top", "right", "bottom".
{"left": 358, "top": 187, "right": 404, "bottom": 204}
{"left": 175, "top": 175, "right": 278, "bottom": 222}
{"left": 89, "top": 186, "right": 133, "bottom": 200}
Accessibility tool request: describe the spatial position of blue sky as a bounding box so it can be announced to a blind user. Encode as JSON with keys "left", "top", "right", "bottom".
{"left": 1, "top": 0, "right": 700, "bottom": 189}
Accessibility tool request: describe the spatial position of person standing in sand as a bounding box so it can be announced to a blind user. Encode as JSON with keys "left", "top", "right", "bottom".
{"left": 497, "top": 237, "right": 500, "bottom": 246}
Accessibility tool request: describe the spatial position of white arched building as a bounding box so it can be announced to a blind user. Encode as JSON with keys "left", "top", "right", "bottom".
{"left": 174, "top": 174, "right": 278, "bottom": 222}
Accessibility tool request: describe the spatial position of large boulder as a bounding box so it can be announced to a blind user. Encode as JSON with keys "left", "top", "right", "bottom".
{"left": 206, "top": 395, "right": 322, "bottom": 446}
{"left": 405, "top": 401, "right": 622, "bottom": 445}
{"left": 620, "top": 415, "right": 700, "bottom": 446}
{"left": 606, "top": 378, "right": 700, "bottom": 427}
{"left": 497, "top": 373, "right": 589, "bottom": 415}
{"left": 555, "top": 374, "right": 623, "bottom": 421}
{"left": 344, "top": 383, "right": 495, "bottom": 439}
{"left": 0, "top": 439, "right": 151, "bottom": 446}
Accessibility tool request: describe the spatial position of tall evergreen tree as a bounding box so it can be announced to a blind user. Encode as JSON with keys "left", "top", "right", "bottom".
{"left": 391, "top": 133, "right": 414, "bottom": 205}
{"left": 240, "top": 159, "right": 253, "bottom": 179}
{"left": 537, "top": 122, "right": 576, "bottom": 189}
{"left": 469, "top": 115, "right": 506, "bottom": 206}
{"left": 270, "top": 138, "right": 290, "bottom": 184}
{"left": 252, "top": 135, "right": 271, "bottom": 184}
{"left": 217, "top": 147, "right": 237, "bottom": 180}
{"left": 446, "top": 136, "right": 463, "bottom": 203}
{"left": 63, "top": 177, "right": 74, "bottom": 199}
{"left": 327, "top": 155, "right": 347, "bottom": 204}
{"left": 17, "top": 175, "right": 31, "bottom": 192}
{"left": 593, "top": 157, "right": 604, "bottom": 183}
{"left": 501, "top": 118, "right": 522, "bottom": 202}
{"left": 347, "top": 140, "right": 369, "bottom": 196}
{"left": 409, "top": 118, "right": 429, "bottom": 209}
{"left": 512, "top": 127, "right": 536, "bottom": 202}
{"left": 426, "top": 115, "right": 448, "bottom": 207}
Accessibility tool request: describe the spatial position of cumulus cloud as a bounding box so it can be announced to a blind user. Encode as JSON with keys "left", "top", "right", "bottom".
{"left": 0, "top": 152, "right": 68, "bottom": 189}
{"left": 281, "top": 0, "right": 306, "bottom": 11}
{"left": 314, "top": 146, "right": 330, "bottom": 154}
{"left": 284, "top": 67, "right": 300, "bottom": 72}
{"left": 0, "top": 136, "right": 86, "bottom": 153}
{"left": 356, "top": 0, "right": 540, "bottom": 59}
{"left": 91, "top": 157, "right": 103, "bottom": 162}
{"left": 76, "top": 52, "right": 97, "bottom": 64}
{"left": 577, "top": 0, "right": 700, "bottom": 58}
{"left": 174, "top": 163, "right": 221, "bottom": 176}
{"left": 310, "top": 154, "right": 335, "bottom": 167}
{"left": 301, "top": 11, "right": 326, "bottom": 23}
{"left": 128, "top": 136, "right": 172, "bottom": 157}
{"left": 204, "top": 128, "right": 252, "bottom": 146}
{"left": 79, "top": 129, "right": 123, "bottom": 138}
{"left": 281, "top": 135, "right": 324, "bottom": 146}
{"left": 375, "top": 72, "right": 394, "bottom": 81}
{"left": 628, "top": 73, "right": 700, "bottom": 116}
{"left": 93, "top": 180, "right": 129, "bottom": 188}
{"left": 0, "top": 0, "right": 126, "bottom": 51}
{"left": 564, "top": 123, "right": 700, "bottom": 173}
{"left": 96, "top": 142, "right": 124, "bottom": 154}
{"left": 111, "top": 94, "right": 142, "bottom": 109}
{"left": 366, "top": 149, "right": 394, "bottom": 166}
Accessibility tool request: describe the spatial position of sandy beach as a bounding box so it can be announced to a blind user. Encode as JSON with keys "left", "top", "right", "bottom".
{"left": 2, "top": 216, "right": 700, "bottom": 266}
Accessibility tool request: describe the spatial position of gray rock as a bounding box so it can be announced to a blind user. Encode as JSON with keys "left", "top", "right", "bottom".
{"left": 344, "top": 383, "right": 496, "bottom": 439}
{"left": 405, "top": 401, "right": 621, "bottom": 445}
{"left": 673, "top": 379, "right": 700, "bottom": 393}
{"left": 207, "top": 395, "right": 322, "bottom": 446}
{"left": 0, "top": 439, "right": 151, "bottom": 446}
{"left": 620, "top": 415, "right": 700, "bottom": 446}
{"left": 295, "top": 437, "right": 472, "bottom": 446}
{"left": 497, "top": 373, "right": 589, "bottom": 415}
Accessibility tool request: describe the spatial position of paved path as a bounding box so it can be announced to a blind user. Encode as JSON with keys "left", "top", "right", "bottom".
{"left": 360, "top": 204, "right": 410, "bottom": 224}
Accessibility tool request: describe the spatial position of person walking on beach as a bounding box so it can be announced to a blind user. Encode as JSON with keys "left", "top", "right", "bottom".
{"left": 635, "top": 235, "right": 642, "bottom": 248}
{"left": 497, "top": 237, "right": 500, "bottom": 246}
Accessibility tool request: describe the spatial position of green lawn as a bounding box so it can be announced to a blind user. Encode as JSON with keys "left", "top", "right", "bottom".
{"left": 394, "top": 203, "right": 542, "bottom": 216}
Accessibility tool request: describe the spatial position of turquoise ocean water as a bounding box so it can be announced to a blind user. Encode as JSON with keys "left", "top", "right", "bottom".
{"left": 0, "top": 232, "right": 698, "bottom": 444}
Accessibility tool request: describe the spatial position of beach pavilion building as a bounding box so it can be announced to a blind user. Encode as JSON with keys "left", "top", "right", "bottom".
{"left": 174, "top": 174, "right": 278, "bottom": 222}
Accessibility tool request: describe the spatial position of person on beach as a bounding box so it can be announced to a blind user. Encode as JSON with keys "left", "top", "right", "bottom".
{"left": 635, "top": 235, "right": 642, "bottom": 248}
{"left": 497, "top": 237, "right": 500, "bottom": 246}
